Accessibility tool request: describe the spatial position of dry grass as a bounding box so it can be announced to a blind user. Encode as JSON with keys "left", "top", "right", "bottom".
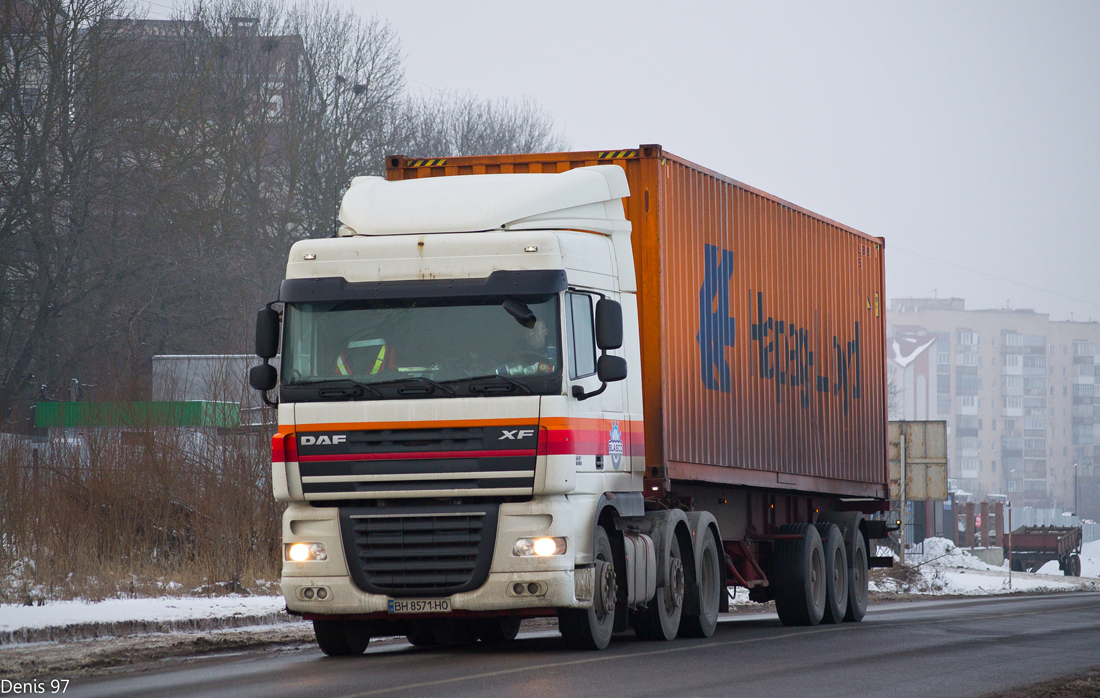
{"left": 0, "top": 376, "right": 282, "bottom": 603}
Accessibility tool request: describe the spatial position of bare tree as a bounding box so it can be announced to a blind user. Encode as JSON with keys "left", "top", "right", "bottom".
{"left": 0, "top": 0, "right": 156, "bottom": 423}
{"left": 395, "top": 91, "right": 569, "bottom": 159}
{"left": 0, "top": 0, "right": 568, "bottom": 428}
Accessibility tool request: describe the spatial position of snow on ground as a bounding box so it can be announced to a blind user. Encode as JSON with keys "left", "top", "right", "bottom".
{"left": 3, "top": 537, "right": 1098, "bottom": 641}
{"left": 0, "top": 595, "right": 286, "bottom": 634}
{"left": 871, "top": 537, "right": 1100, "bottom": 596}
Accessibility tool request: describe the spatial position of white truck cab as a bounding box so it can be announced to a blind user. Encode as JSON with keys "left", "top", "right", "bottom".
{"left": 252, "top": 165, "right": 670, "bottom": 652}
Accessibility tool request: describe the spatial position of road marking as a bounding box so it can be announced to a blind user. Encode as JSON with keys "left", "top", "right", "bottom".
{"left": 335, "top": 597, "right": 1100, "bottom": 697}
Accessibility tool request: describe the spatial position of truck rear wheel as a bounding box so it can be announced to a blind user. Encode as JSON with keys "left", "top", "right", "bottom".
{"left": 680, "top": 529, "right": 721, "bottom": 638}
{"left": 314, "top": 619, "right": 370, "bottom": 656}
{"left": 559, "top": 526, "right": 616, "bottom": 650}
{"left": 814, "top": 523, "right": 848, "bottom": 624}
{"left": 632, "top": 530, "right": 684, "bottom": 641}
{"left": 772, "top": 523, "right": 825, "bottom": 626}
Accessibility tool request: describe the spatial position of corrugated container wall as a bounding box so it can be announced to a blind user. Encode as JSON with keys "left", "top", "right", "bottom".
{"left": 386, "top": 145, "right": 888, "bottom": 499}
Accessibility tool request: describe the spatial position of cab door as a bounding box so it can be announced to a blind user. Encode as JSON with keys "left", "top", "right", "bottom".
{"left": 563, "top": 290, "right": 630, "bottom": 480}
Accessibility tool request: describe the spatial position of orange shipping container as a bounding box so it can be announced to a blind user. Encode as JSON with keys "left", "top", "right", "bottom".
{"left": 387, "top": 145, "right": 888, "bottom": 500}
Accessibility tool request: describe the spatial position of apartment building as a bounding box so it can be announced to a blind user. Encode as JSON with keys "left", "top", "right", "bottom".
{"left": 888, "top": 298, "right": 1099, "bottom": 517}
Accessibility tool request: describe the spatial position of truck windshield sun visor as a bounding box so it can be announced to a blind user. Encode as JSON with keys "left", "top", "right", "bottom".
{"left": 279, "top": 269, "right": 568, "bottom": 303}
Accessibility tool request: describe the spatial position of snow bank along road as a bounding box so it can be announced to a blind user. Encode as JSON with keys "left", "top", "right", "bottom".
{"left": 65, "top": 592, "right": 1100, "bottom": 698}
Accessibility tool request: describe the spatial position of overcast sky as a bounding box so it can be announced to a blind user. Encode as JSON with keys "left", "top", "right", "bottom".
{"left": 150, "top": 1, "right": 1100, "bottom": 321}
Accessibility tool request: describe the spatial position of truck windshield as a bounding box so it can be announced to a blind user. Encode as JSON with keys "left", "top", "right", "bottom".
{"left": 280, "top": 295, "right": 561, "bottom": 399}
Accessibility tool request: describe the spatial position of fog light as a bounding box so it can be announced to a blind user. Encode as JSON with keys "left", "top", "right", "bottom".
{"left": 527, "top": 583, "right": 539, "bottom": 594}
{"left": 513, "top": 537, "right": 567, "bottom": 557}
{"left": 303, "top": 587, "right": 315, "bottom": 599}
{"left": 286, "top": 542, "right": 326, "bottom": 562}
{"left": 315, "top": 587, "right": 328, "bottom": 600}
{"left": 513, "top": 583, "right": 525, "bottom": 594}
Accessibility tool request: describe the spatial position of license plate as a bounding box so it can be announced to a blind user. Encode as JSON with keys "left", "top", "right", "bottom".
{"left": 388, "top": 598, "right": 452, "bottom": 614}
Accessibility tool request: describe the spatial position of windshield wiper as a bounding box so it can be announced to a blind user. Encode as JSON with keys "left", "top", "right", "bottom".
{"left": 292, "top": 378, "right": 382, "bottom": 399}
{"left": 370, "top": 376, "right": 456, "bottom": 396}
{"left": 445, "top": 374, "right": 533, "bottom": 395}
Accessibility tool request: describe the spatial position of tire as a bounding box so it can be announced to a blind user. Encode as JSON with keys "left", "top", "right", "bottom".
{"left": 814, "top": 523, "right": 848, "bottom": 624}
{"left": 680, "top": 529, "right": 721, "bottom": 638}
{"left": 632, "top": 528, "right": 685, "bottom": 641}
{"left": 477, "top": 617, "right": 522, "bottom": 644}
{"left": 559, "top": 526, "right": 617, "bottom": 650}
{"left": 816, "top": 512, "right": 868, "bottom": 623}
{"left": 1064, "top": 555, "right": 1081, "bottom": 577}
{"left": 772, "top": 523, "right": 826, "bottom": 627}
{"left": 313, "top": 619, "right": 370, "bottom": 656}
{"left": 844, "top": 536, "right": 869, "bottom": 623}
{"left": 405, "top": 621, "right": 437, "bottom": 647}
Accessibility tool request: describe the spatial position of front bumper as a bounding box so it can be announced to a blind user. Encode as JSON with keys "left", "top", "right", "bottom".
{"left": 281, "top": 497, "right": 592, "bottom": 617}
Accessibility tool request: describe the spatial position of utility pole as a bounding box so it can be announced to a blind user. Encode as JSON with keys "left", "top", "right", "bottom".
{"left": 1074, "top": 463, "right": 1079, "bottom": 518}
{"left": 899, "top": 428, "right": 907, "bottom": 565}
{"left": 1008, "top": 504, "right": 1013, "bottom": 590}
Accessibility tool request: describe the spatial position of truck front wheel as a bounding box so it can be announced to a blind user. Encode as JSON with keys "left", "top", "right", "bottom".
{"left": 559, "top": 526, "right": 617, "bottom": 650}
{"left": 314, "top": 619, "right": 370, "bottom": 656}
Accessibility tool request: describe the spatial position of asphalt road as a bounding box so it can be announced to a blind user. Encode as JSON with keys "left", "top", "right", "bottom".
{"left": 71, "top": 592, "right": 1100, "bottom": 698}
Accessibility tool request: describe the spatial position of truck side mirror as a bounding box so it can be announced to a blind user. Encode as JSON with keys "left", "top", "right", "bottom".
{"left": 255, "top": 307, "right": 280, "bottom": 359}
{"left": 574, "top": 300, "right": 627, "bottom": 402}
{"left": 597, "top": 355, "right": 627, "bottom": 383}
{"left": 595, "top": 299, "right": 622, "bottom": 350}
{"left": 249, "top": 363, "right": 277, "bottom": 392}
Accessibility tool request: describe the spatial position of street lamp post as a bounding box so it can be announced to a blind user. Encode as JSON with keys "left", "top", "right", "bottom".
{"left": 1073, "top": 462, "right": 1079, "bottom": 518}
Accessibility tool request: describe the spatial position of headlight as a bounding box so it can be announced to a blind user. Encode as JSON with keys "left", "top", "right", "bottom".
{"left": 286, "top": 542, "right": 327, "bottom": 562}
{"left": 513, "top": 537, "right": 567, "bottom": 557}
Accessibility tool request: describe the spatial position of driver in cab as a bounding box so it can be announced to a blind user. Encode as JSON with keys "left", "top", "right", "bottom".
{"left": 498, "top": 319, "right": 557, "bottom": 376}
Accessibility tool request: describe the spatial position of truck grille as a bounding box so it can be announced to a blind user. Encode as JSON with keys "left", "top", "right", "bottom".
{"left": 296, "top": 426, "right": 538, "bottom": 501}
{"left": 339, "top": 504, "right": 499, "bottom": 597}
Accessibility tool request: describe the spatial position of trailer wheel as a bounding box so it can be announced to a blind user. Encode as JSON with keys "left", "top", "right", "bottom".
{"left": 313, "top": 619, "right": 370, "bottom": 656}
{"left": 477, "top": 617, "right": 522, "bottom": 644}
{"left": 559, "top": 526, "right": 616, "bottom": 650}
{"left": 680, "top": 529, "right": 721, "bottom": 638}
{"left": 816, "top": 512, "right": 868, "bottom": 623}
{"left": 814, "top": 523, "right": 848, "bottom": 624}
{"left": 1064, "top": 554, "right": 1082, "bottom": 577}
{"left": 844, "top": 536, "right": 869, "bottom": 622}
{"left": 772, "top": 523, "right": 825, "bottom": 626}
{"left": 633, "top": 529, "right": 685, "bottom": 641}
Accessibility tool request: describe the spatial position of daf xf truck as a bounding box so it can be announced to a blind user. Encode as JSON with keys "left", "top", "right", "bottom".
{"left": 249, "top": 145, "right": 892, "bottom": 653}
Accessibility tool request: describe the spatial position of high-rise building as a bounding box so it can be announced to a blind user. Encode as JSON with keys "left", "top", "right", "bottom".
{"left": 888, "top": 298, "right": 1100, "bottom": 517}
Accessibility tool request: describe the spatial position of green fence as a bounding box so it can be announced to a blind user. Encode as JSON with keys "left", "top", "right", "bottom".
{"left": 35, "top": 401, "right": 241, "bottom": 429}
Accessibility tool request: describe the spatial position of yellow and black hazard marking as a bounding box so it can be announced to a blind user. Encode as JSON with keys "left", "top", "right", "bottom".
{"left": 407, "top": 158, "right": 447, "bottom": 167}
{"left": 598, "top": 150, "right": 638, "bottom": 160}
